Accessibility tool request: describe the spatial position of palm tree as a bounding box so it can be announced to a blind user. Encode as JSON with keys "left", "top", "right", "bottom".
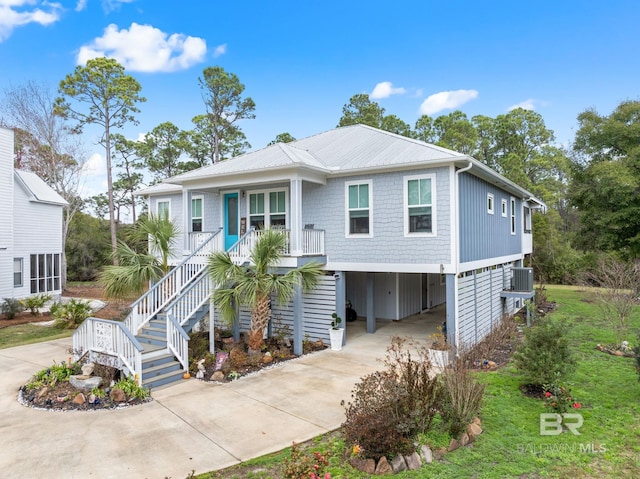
{"left": 209, "top": 229, "right": 324, "bottom": 352}
{"left": 100, "top": 212, "right": 180, "bottom": 299}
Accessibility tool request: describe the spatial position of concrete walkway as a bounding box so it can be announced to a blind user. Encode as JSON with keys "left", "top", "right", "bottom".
{"left": 0, "top": 312, "right": 442, "bottom": 479}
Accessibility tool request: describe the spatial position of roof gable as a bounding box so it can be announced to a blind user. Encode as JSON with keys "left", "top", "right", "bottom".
{"left": 14, "top": 170, "right": 67, "bottom": 206}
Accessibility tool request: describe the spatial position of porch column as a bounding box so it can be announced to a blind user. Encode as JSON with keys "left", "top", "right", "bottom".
{"left": 366, "top": 272, "right": 376, "bottom": 334}
{"left": 233, "top": 300, "right": 240, "bottom": 342}
{"left": 182, "top": 189, "right": 190, "bottom": 254}
{"left": 209, "top": 286, "right": 216, "bottom": 354}
{"left": 445, "top": 274, "right": 457, "bottom": 353}
{"left": 292, "top": 284, "right": 303, "bottom": 355}
{"left": 290, "top": 179, "right": 303, "bottom": 256}
{"left": 334, "top": 271, "right": 346, "bottom": 346}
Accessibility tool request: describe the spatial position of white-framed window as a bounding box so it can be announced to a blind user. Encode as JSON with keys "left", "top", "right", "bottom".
{"left": 501, "top": 199, "right": 507, "bottom": 217}
{"left": 30, "top": 253, "right": 61, "bottom": 294}
{"left": 510, "top": 197, "right": 516, "bottom": 235}
{"left": 191, "top": 196, "right": 203, "bottom": 232}
{"left": 523, "top": 206, "right": 532, "bottom": 233}
{"left": 345, "top": 180, "right": 372, "bottom": 237}
{"left": 157, "top": 199, "right": 170, "bottom": 218}
{"left": 14, "top": 258, "right": 23, "bottom": 287}
{"left": 487, "top": 193, "right": 494, "bottom": 215}
{"left": 248, "top": 188, "right": 288, "bottom": 230}
{"left": 404, "top": 174, "right": 436, "bottom": 236}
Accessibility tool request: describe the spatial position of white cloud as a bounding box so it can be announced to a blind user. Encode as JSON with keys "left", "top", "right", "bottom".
{"left": 419, "top": 89, "right": 479, "bottom": 115}
{"left": 369, "top": 81, "right": 406, "bottom": 99}
{"left": 75, "top": 0, "right": 87, "bottom": 11}
{"left": 82, "top": 152, "right": 106, "bottom": 177}
{"left": 213, "top": 43, "right": 227, "bottom": 58}
{"left": 508, "top": 99, "right": 537, "bottom": 111}
{"left": 0, "top": 0, "right": 62, "bottom": 42}
{"left": 77, "top": 22, "right": 207, "bottom": 72}
{"left": 102, "top": 0, "right": 133, "bottom": 13}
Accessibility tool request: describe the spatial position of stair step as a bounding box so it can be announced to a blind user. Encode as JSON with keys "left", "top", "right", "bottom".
{"left": 140, "top": 326, "right": 166, "bottom": 338}
{"left": 142, "top": 353, "right": 176, "bottom": 369}
{"left": 137, "top": 334, "right": 166, "bottom": 347}
{"left": 142, "top": 361, "right": 182, "bottom": 379}
{"left": 143, "top": 369, "right": 186, "bottom": 390}
{"left": 148, "top": 320, "right": 166, "bottom": 330}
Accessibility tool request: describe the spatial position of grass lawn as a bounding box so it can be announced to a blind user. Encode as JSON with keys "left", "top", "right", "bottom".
{"left": 199, "top": 285, "right": 640, "bottom": 479}
{"left": 0, "top": 323, "right": 72, "bottom": 349}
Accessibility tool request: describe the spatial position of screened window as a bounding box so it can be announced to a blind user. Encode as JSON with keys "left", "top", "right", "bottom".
{"left": 510, "top": 197, "right": 516, "bottom": 235}
{"left": 30, "top": 253, "right": 61, "bottom": 294}
{"left": 249, "top": 193, "right": 265, "bottom": 230}
{"left": 346, "top": 181, "right": 371, "bottom": 236}
{"left": 14, "top": 258, "right": 23, "bottom": 287}
{"left": 487, "top": 193, "right": 494, "bottom": 214}
{"left": 405, "top": 175, "right": 435, "bottom": 235}
{"left": 157, "top": 200, "right": 170, "bottom": 218}
{"left": 269, "top": 191, "right": 286, "bottom": 227}
{"left": 191, "top": 196, "right": 203, "bottom": 232}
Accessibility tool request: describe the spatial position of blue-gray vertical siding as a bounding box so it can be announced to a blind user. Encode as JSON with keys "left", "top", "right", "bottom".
{"left": 458, "top": 173, "right": 521, "bottom": 263}
{"left": 302, "top": 167, "right": 451, "bottom": 265}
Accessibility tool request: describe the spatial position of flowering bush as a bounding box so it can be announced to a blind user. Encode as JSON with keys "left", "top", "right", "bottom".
{"left": 282, "top": 442, "right": 330, "bottom": 479}
{"left": 543, "top": 384, "right": 581, "bottom": 414}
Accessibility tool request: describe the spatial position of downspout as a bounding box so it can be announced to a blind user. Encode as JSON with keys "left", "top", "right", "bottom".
{"left": 453, "top": 160, "right": 473, "bottom": 350}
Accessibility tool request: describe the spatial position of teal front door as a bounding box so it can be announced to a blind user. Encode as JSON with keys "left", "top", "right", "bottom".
{"left": 224, "top": 192, "right": 239, "bottom": 250}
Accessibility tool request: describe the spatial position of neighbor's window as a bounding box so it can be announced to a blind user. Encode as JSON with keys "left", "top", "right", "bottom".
{"left": 191, "top": 196, "right": 203, "bottom": 232}
{"left": 30, "top": 253, "right": 61, "bottom": 294}
{"left": 405, "top": 174, "right": 436, "bottom": 235}
{"left": 510, "top": 197, "right": 516, "bottom": 235}
{"left": 157, "top": 199, "right": 170, "bottom": 218}
{"left": 14, "top": 258, "right": 23, "bottom": 287}
{"left": 345, "top": 181, "right": 372, "bottom": 236}
{"left": 501, "top": 199, "right": 507, "bottom": 217}
{"left": 487, "top": 193, "right": 494, "bottom": 215}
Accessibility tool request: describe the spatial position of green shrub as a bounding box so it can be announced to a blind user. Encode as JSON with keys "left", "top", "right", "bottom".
{"left": 1, "top": 298, "right": 25, "bottom": 319}
{"left": 342, "top": 337, "right": 441, "bottom": 459}
{"left": 51, "top": 299, "right": 93, "bottom": 329}
{"left": 635, "top": 332, "right": 640, "bottom": 382}
{"left": 25, "top": 360, "right": 81, "bottom": 390}
{"left": 22, "top": 294, "right": 52, "bottom": 316}
{"left": 513, "top": 318, "right": 576, "bottom": 386}
{"left": 113, "top": 376, "right": 149, "bottom": 400}
{"left": 440, "top": 360, "right": 486, "bottom": 437}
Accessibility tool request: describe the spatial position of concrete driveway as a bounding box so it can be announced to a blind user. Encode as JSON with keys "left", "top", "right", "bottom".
{"left": 0, "top": 314, "right": 440, "bottom": 479}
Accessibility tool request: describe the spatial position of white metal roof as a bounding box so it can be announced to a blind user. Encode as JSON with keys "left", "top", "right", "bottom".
{"left": 14, "top": 170, "right": 67, "bottom": 206}
{"left": 135, "top": 182, "right": 183, "bottom": 196}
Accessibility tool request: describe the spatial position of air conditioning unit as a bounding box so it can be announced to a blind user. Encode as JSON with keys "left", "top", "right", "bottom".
{"left": 511, "top": 267, "right": 533, "bottom": 292}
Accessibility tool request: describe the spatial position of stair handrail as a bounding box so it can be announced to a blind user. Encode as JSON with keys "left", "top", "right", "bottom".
{"left": 227, "top": 228, "right": 259, "bottom": 265}
{"left": 74, "top": 317, "right": 144, "bottom": 385}
{"left": 166, "top": 313, "right": 189, "bottom": 371}
{"left": 164, "top": 269, "right": 211, "bottom": 328}
{"left": 124, "top": 228, "right": 223, "bottom": 335}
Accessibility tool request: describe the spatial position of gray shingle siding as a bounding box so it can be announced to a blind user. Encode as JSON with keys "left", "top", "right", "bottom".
{"left": 303, "top": 167, "right": 451, "bottom": 266}
{"left": 459, "top": 172, "right": 521, "bottom": 263}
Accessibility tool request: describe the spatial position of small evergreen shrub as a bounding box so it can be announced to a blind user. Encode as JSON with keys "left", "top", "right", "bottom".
{"left": 22, "top": 294, "right": 51, "bottom": 316}
{"left": 440, "top": 360, "right": 486, "bottom": 437}
{"left": 513, "top": 318, "right": 576, "bottom": 386}
{"left": 342, "top": 337, "right": 441, "bottom": 459}
{"left": 1, "top": 298, "right": 25, "bottom": 319}
{"left": 51, "top": 299, "right": 93, "bottom": 329}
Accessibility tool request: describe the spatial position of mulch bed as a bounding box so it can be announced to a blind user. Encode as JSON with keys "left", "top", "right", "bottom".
{"left": 0, "top": 312, "right": 54, "bottom": 328}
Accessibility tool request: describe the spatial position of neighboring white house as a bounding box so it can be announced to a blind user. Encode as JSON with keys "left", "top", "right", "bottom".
{"left": 0, "top": 127, "right": 67, "bottom": 301}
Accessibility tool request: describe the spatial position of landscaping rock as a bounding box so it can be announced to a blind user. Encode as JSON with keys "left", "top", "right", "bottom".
{"left": 375, "top": 456, "right": 392, "bottom": 474}
{"left": 614, "top": 350, "right": 624, "bottom": 356}
{"left": 109, "top": 388, "right": 126, "bottom": 402}
{"left": 72, "top": 393, "right": 86, "bottom": 405}
{"left": 36, "top": 386, "right": 50, "bottom": 399}
{"left": 88, "top": 393, "right": 97, "bottom": 404}
{"left": 448, "top": 438, "right": 461, "bottom": 452}
{"left": 467, "top": 422, "right": 483, "bottom": 439}
{"left": 262, "top": 352, "right": 273, "bottom": 364}
{"left": 404, "top": 452, "right": 422, "bottom": 470}
{"left": 420, "top": 445, "right": 433, "bottom": 464}
{"left": 211, "top": 371, "right": 225, "bottom": 381}
{"left": 349, "top": 458, "right": 375, "bottom": 474}
{"left": 69, "top": 375, "right": 103, "bottom": 391}
{"left": 391, "top": 455, "right": 407, "bottom": 473}
{"left": 459, "top": 433, "right": 470, "bottom": 447}
{"left": 81, "top": 363, "right": 95, "bottom": 376}
{"left": 434, "top": 447, "right": 447, "bottom": 460}
{"left": 473, "top": 417, "right": 482, "bottom": 426}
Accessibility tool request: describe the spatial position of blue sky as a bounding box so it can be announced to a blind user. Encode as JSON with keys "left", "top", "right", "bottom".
{"left": 2, "top": 0, "right": 640, "bottom": 200}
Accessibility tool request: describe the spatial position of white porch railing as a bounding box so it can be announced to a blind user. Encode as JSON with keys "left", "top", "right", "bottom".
{"left": 227, "top": 229, "right": 261, "bottom": 265}
{"left": 301, "top": 229, "right": 324, "bottom": 255}
{"left": 166, "top": 314, "right": 189, "bottom": 371}
{"left": 227, "top": 229, "right": 324, "bottom": 264}
{"left": 74, "top": 317, "right": 144, "bottom": 384}
{"left": 165, "top": 271, "right": 210, "bottom": 327}
{"left": 124, "top": 228, "right": 223, "bottom": 336}
{"left": 189, "top": 231, "right": 220, "bottom": 255}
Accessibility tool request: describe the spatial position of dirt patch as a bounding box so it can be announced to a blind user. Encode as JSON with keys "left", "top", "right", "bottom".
{"left": 0, "top": 312, "right": 54, "bottom": 328}
{"left": 63, "top": 283, "right": 130, "bottom": 321}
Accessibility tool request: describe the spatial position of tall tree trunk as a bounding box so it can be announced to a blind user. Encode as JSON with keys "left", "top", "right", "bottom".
{"left": 104, "top": 122, "right": 119, "bottom": 265}
{"left": 248, "top": 294, "right": 271, "bottom": 352}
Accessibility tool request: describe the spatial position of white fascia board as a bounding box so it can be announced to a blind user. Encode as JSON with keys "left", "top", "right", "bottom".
{"left": 175, "top": 168, "right": 327, "bottom": 190}
{"left": 458, "top": 253, "right": 523, "bottom": 273}
{"left": 326, "top": 158, "right": 456, "bottom": 178}
{"left": 325, "top": 260, "right": 456, "bottom": 274}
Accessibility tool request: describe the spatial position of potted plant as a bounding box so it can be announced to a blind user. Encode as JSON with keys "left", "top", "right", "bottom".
{"left": 427, "top": 327, "right": 450, "bottom": 367}
{"left": 329, "top": 313, "right": 344, "bottom": 351}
